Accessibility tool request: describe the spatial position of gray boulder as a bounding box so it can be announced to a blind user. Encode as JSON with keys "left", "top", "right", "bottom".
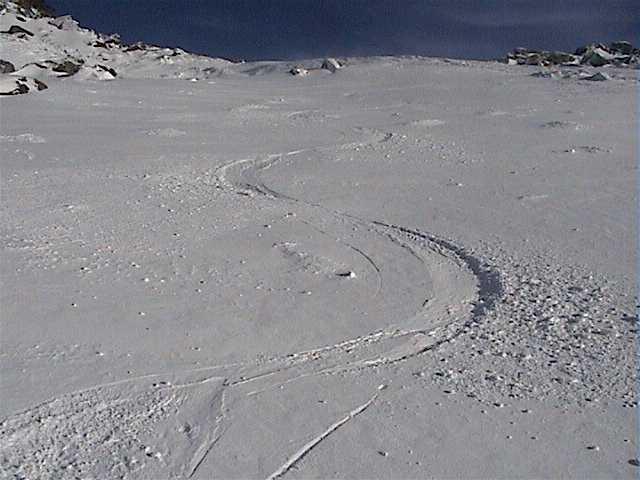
{"left": 52, "top": 60, "right": 82, "bottom": 76}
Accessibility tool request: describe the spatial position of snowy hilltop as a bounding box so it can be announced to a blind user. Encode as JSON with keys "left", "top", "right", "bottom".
{"left": 0, "top": 0, "right": 235, "bottom": 93}
{"left": 0, "top": 0, "right": 353, "bottom": 95}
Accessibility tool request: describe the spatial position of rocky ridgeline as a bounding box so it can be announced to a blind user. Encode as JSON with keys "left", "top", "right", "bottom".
{"left": 505, "top": 41, "right": 639, "bottom": 68}
{"left": 0, "top": 0, "right": 232, "bottom": 95}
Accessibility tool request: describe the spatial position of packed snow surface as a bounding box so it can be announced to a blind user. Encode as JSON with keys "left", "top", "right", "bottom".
{"left": 0, "top": 3, "right": 637, "bottom": 479}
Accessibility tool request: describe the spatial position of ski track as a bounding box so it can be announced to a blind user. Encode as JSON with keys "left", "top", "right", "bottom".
{"left": 265, "top": 391, "right": 380, "bottom": 480}
{"left": 0, "top": 133, "right": 502, "bottom": 479}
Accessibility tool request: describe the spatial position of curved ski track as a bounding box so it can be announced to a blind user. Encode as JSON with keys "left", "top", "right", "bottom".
{"left": 0, "top": 134, "right": 503, "bottom": 480}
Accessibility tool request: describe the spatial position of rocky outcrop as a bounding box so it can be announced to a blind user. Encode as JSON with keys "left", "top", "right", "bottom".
{"left": 0, "top": 76, "right": 47, "bottom": 95}
{"left": 506, "top": 41, "right": 638, "bottom": 68}
{"left": 93, "top": 37, "right": 121, "bottom": 49}
{"left": 73, "top": 64, "right": 117, "bottom": 80}
{"left": 0, "top": 60, "right": 16, "bottom": 74}
{"left": 321, "top": 58, "right": 342, "bottom": 73}
{"left": 2, "top": 25, "right": 34, "bottom": 37}
{"left": 51, "top": 60, "right": 82, "bottom": 76}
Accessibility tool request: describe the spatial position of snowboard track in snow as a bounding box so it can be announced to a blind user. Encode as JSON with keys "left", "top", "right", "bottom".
{"left": 0, "top": 140, "right": 504, "bottom": 480}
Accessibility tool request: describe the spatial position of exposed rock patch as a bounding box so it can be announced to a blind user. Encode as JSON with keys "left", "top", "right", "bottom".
{"left": 0, "top": 75, "right": 47, "bottom": 95}
{"left": 2, "top": 24, "right": 34, "bottom": 36}
{"left": 0, "top": 59, "right": 16, "bottom": 73}
{"left": 506, "top": 41, "right": 639, "bottom": 67}
{"left": 51, "top": 59, "right": 82, "bottom": 76}
{"left": 321, "top": 58, "right": 342, "bottom": 73}
{"left": 289, "top": 66, "right": 309, "bottom": 76}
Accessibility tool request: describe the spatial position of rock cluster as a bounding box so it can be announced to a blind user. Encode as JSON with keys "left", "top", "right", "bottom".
{"left": 321, "top": 57, "right": 342, "bottom": 73}
{"left": 0, "top": 75, "right": 47, "bottom": 95}
{"left": 289, "top": 66, "right": 309, "bottom": 76}
{"left": 290, "top": 58, "right": 344, "bottom": 77}
{"left": 506, "top": 41, "right": 639, "bottom": 67}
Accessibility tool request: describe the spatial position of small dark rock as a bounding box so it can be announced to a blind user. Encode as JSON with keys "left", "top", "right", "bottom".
{"left": 582, "top": 72, "right": 610, "bottom": 82}
{"left": 96, "top": 64, "right": 117, "bottom": 77}
{"left": 0, "top": 59, "right": 16, "bottom": 74}
{"left": 629, "top": 458, "right": 640, "bottom": 467}
{"left": 34, "top": 78, "right": 48, "bottom": 91}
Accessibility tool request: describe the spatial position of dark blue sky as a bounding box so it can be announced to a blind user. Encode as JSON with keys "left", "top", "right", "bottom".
{"left": 47, "top": 1, "right": 639, "bottom": 61}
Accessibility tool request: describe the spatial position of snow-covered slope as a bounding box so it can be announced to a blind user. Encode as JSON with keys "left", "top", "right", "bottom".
{"left": 0, "top": 1, "right": 637, "bottom": 479}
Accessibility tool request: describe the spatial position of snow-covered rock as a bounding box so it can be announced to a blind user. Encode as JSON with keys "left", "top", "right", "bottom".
{"left": 74, "top": 64, "right": 117, "bottom": 80}
{"left": 321, "top": 58, "right": 342, "bottom": 72}
{"left": 289, "top": 66, "right": 309, "bottom": 76}
{"left": 48, "top": 14, "right": 77, "bottom": 30}
{"left": 0, "top": 74, "right": 46, "bottom": 95}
